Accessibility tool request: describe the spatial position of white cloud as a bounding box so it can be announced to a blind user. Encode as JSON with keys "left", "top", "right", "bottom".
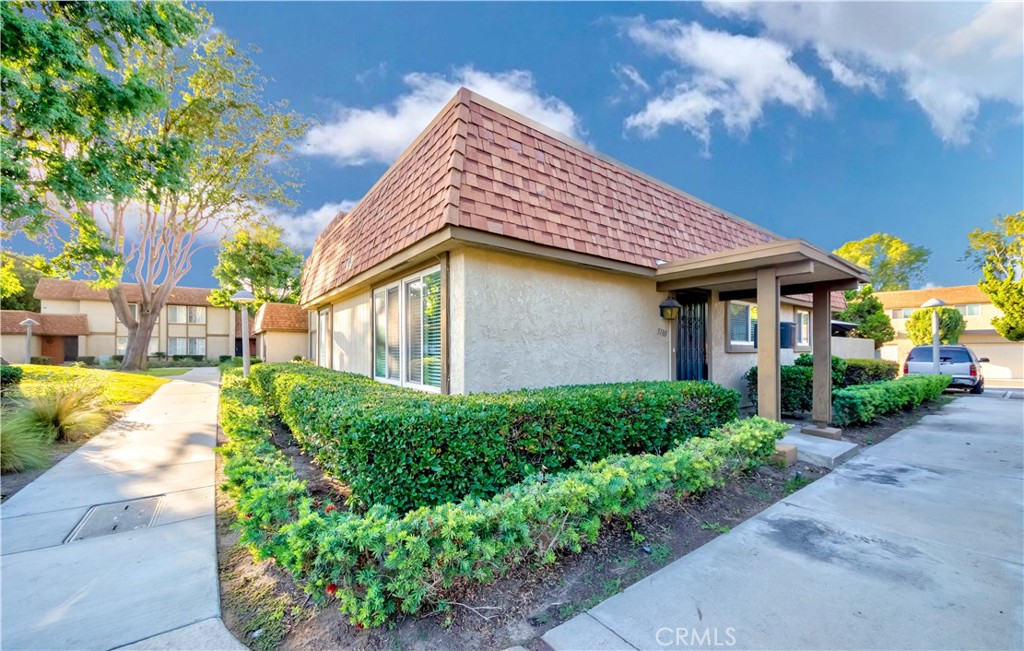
{"left": 709, "top": 1, "right": 1024, "bottom": 144}
{"left": 302, "top": 67, "right": 582, "bottom": 166}
{"left": 614, "top": 63, "right": 651, "bottom": 92}
{"left": 270, "top": 200, "right": 358, "bottom": 249}
{"left": 816, "top": 47, "right": 883, "bottom": 95}
{"left": 620, "top": 18, "right": 824, "bottom": 153}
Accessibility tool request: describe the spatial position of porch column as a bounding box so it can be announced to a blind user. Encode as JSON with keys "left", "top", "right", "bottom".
{"left": 811, "top": 284, "right": 833, "bottom": 426}
{"left": 756, "top": 268, "right": 781, "bottom": 421}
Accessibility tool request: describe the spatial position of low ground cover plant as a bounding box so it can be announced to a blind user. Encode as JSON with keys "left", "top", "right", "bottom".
{"left": 250, "top": 363, "right": 740, "bottom": 511}
{"left": 832, "top": 374, "right": 950, "bottom": 426}
{"left": 218, "top": 371, "right": 788, "bottom": 628}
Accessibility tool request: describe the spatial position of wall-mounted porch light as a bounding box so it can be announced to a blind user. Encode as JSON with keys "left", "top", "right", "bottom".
{"left": 659, "top": 297, "right": 682, "bottom": 320}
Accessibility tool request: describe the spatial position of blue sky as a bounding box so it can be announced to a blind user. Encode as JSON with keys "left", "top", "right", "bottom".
{"left": 14, "top": 2, "right": 1024, "bottom": 289}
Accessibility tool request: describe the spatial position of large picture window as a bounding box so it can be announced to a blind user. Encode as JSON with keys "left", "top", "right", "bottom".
{"left": 168, "top": 337, "right": 205, "bottom": 356}
{"left": 373, "top": 267, "right": 442, "bottom": 390}
{"left": 728, "top": 302, "right": 758, "bottom": 346}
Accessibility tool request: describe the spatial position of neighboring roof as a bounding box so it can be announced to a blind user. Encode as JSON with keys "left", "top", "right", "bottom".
{"left": 34, "top": 278, "right": 214, "bottom": 307}
{"left": 234, "top": 310, "right": 257, "bottom": 338}
{"left": 302, "top": 88, "right": 779, "bottom": 305}
{"left": 253, "top": 302, "right": 308, "bottom": 334}
{"left": 786, "top": 292, "right": 848, "bottom": 311}
{"left": 875, "top": 285, "right": 989, "bottom": 309}
{"left": 0, "top": 310, "right": 89, "bottom": 336}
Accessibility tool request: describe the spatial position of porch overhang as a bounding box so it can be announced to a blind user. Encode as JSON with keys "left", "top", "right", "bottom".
{"left": 654, "top": 239, "right": 870, "bottom": 295}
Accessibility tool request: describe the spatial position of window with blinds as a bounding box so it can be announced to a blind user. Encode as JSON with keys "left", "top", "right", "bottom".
{"left": 728, "top": 302, "right": 757, "bottom": 345}
{"left": 373, "top": 266, "right": 442, "bottom": 391}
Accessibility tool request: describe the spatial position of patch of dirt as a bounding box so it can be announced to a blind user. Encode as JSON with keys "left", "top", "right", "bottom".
{"left": 215, "top": 416, "right": 829, "bottom": 650}
{"left": 840, "top": 394, "right": 956, "bottom": 449}
{"left": 268, "top": 420, "right": 350, "bottom": 504}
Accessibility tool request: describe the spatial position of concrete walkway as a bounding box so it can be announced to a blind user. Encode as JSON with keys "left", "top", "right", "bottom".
{"left": 544, "top": 396, "right": 1024, "bottom": 650}
{"left": 1, "top": 368, "right": 243, "bottom": 651}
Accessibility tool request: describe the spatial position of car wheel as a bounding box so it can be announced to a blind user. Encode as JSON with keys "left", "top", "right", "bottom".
{"left": 970, "top": 381, "right": 984, "bottom": 395}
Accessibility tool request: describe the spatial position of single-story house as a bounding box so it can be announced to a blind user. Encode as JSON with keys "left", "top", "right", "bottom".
{"left": 1, "top": 310, "right": 90, "bottom": 363}
{"left": 0, "top": 278, "right": 241, "bottom": 362}
{"left": 300, "top": 88, "right": 870, "bottom": 424}
{"left": 876, "top": 285, "right": 1023, "bottom": 387}
{"left": 253, "top": 302, "right": 308, "bottom": 363}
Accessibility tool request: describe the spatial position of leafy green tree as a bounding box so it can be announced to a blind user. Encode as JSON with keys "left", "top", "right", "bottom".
{"left": 40, "top": 12, "right": 306, "bottom": 370}
{"left": 1, "top": 1, "right": 199, "bottom": 236}
{"left": 209, "top": 226, "right": 304, "bottom": 309}
{"left": 964, "top": 210, "right": 1024, "bottom": 341}
{"left": 0, "top": 253, "right": 43, "bottom": 311}
{"left": 906, "top": 307, "right": 966, "bottom": 345}
{"left": 834, "top": 286, "right": 895, "bottom": 349}
{"left": 834, "top": 234, "right": 931, "bottom": 291}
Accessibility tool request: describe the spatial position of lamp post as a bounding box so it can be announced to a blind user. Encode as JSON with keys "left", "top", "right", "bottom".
{"left": 921, "top": 298, "right": 946, "bottom": 375}
{"left": 231, "top": 290, "right": 255, "bottom": 378}
{"left": 19, "top": 318, "right": 39, "bottom": 363}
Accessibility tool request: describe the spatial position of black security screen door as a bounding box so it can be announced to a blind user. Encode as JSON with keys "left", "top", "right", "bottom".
{"left": 676, "top": 291, "right": 708, "bottom": 381}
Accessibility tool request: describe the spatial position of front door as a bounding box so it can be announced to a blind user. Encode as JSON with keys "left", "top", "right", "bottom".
{"left": 40, "top": 336, "right": 63, "bottom": 364}
{"left": 676, "top": 291, "right": 709, "bottom": 381}
{"left": 63, "top": 336, "right": 79, "bottom": 362}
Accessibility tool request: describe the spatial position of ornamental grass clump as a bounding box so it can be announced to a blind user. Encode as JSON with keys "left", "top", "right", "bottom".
{"left": 16, "top": 382, "right": 109, "bottom": 442}
{"left": 0, "top": 410, "right": 52, "bottom": 472}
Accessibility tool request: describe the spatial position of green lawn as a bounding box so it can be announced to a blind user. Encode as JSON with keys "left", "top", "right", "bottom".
{"left": 16, "top": 365, "right": 169, "bottom": 413}
{"left": 131, "top": 367, "right": 190, "bottom": 377}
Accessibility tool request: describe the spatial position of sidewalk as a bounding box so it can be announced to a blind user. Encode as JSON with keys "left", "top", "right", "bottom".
{"left": 544, "top": 396, "right": 1024, "bottom": 650}
{"left": 1, "top": 368, "right": 243, "bottom": 651}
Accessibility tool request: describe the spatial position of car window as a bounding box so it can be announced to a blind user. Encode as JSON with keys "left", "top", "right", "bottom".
{"left": 940, "top": 348, "right": 971, "bottom": 363}
{"left": 907, "top": 347, "right": 932, "bottom": 362}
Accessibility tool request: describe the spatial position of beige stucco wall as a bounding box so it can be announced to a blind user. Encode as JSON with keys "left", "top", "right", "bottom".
{"left": 207, "top": 307, "right": 231, "bottom": 335}
{"left": 331, "top": 293, "right": 371, "bottom": 375}
{"left": 39, "top": 299, "right": 79, "bottom": 315}
{"left": 708, "top": 293, "right": 754, "bottom": 396}
{"left": 455, "top": 247, "right": 671, "bottom": 393}
{"left": 260, "top": 331, "right": 309, "bottom": 363}
{"left": 1, "top": 334, "right": 40, "bottom": 363}
{"left": 831, "top": 336, "right": 876, "bottom": 360}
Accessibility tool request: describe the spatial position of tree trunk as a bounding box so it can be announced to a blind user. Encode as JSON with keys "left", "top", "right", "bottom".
{"left": 120, "top": 311, "right": 159, "bottom": 371}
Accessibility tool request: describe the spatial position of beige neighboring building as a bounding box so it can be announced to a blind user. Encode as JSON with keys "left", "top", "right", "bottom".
{"left": 299, "top": 88, "right": 872, "bottom": 425}
{"left": 876, "top": 285, "right": 1024, "bottom": 387}
{"left": 0, "top": 278, "right": 238, "bottom": 363}
{"left": 254, "top": 302, "right": 308, "bottom": 363}
{"left": 0, "top": 310, "right": 89, "bottom": 363}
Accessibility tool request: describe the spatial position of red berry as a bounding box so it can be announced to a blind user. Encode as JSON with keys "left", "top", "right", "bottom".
{"left": 325, "top": 583, "right": 338, "bottom": 597}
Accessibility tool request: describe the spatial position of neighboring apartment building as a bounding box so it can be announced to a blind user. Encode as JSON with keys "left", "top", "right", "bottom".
{"left": 0, "top": 278, "right": 238, "bottom": 363}
{"left": 876, "top": 285, "right": 1023, "bottom": 387}
{"left": 254, "top": 302, "right": 308, "bottom": 363}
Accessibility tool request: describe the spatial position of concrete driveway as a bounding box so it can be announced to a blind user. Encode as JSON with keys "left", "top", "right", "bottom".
{"left": 544, "top": 396, "right": 1024, "bottom": 650}
{"left": 0, "top": 368, "right": 243, "bottom": 651}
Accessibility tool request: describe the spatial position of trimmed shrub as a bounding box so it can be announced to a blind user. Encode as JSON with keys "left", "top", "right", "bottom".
{"left": 251, "top": 363, "right": 741, "bottom": 511}
{"left": 1, "top": 365, "right": 24, "bottom": 388}
{"left": 832, "top": 375, "right": 950, "bottom": 426}
{"left": 744, "top": 365, "right": 813, "bottom": 414}
{"left": 218, "top": 372, "right": 788, "bottom": 628}
{"left": 794, "top": 353, "right": 848, "bottom": 386}
{"left": 842, "top": 358, "right": 898, "bottom": 386}
{"left": 151, "top": 352, "right": 167, "bottom": 359}
{"left": 19, "top": 383, "right": 109, "bottom": 442}
{"left": 0, "top": 411, "right": 52, "bottom": 472}
{"left": 29, "top": 356, "right": 52, "bottom": 365}
{"left": 75, "top": 356, "right": 97, "bottom": 366}
{"left": 219, "top": 355, "right": 233, "bottom": 363}
{"left": 111, "top": 355, "right": 124, "bottom": 363}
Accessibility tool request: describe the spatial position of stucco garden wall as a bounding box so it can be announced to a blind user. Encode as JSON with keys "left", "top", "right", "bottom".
{"left": 259, "top": 331, "right": 309, "bottom": 363}
{"left": 831, "top": 336, "right": 876, "bottom": 360}
{"left": 454, "top": 247, "right": 671, "bottom": 394}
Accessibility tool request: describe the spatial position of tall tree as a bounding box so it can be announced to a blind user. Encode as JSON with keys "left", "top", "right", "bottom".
{"left": 1, "top": 1, "right": 199, "bottom": 236}
{"left": 41, "top": 12, "right": 306, "bottom": 370}
{"left": 834, "top": 286, "right": 895, "bottom": 349}
{"left": 0, "top": 253, "right": 43, "bottom": 311}
{"left": 209, "top": 225, "right": 304, "bottom": 309}
{"left": 964, "top": 210, "right": 1024, "bottom": 341}
{"left": 834, "top": 234, "right": 931, "bottom": 291}
{"left": 906, "top": 307, "right": 966, "bottom": 345}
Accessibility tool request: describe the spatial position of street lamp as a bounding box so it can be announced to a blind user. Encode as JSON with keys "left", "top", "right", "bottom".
{"left": 19, "top": 318, "right": 39, "bottom": 363}
{"left": 921, "top": 298, "right": 946, "bottom": 375}
{"left": 231, "top": 290, "right": 255, "bottom": 377}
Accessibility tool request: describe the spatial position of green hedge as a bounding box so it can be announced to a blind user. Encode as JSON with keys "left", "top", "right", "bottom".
{"left": 219, "top": 371, "right": 788, "bottom": 628}
{"left": 250, "top": 364, "right": 741, "bottom": 512}
{"left": 1, "top": 365, "right": 23, "bottom": 388}
{"left": 842, "top": 358, "right": 898, "bottom": 386}
{"left": 832, "top": 375, "right": 950, "bottom": 426}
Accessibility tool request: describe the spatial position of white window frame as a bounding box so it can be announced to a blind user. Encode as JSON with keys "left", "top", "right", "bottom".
{"left": 167, "top": 305, "right": 187, "bottom": 324}
{"left": 116, "top": 336, "right": 158, "bottom": 355}
{"left": 372, "top": 265, "right": 442, "bottom": 392}
{"left": 728, "top": 301, "right": 758, "bottom": 346}
{"left": 316, "top": 308, "right": 330, "bottom": 368}
{"left": 187, "top": 306, "right": 206, "bottom": 324}
{"left": 796, "top": 309, "right": 810, "bottom": 347}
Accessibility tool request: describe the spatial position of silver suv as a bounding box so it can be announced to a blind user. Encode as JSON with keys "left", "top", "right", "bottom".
{"left": 903, "top": 344, "right": 988, "bottom": 394}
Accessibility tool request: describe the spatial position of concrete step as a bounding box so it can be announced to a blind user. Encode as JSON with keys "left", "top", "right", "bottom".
{"left": 780, "top": 430, "right": 860, "bottom": 469}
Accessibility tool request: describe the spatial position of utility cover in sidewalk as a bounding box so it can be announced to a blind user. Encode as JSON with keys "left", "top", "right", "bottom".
{"left": 64, "top": 495, "right": 165, "bottom": 543}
